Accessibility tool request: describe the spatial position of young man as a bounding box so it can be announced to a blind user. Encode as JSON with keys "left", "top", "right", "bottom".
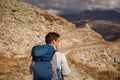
{"left": 30, "top": 32, "right": 71, "bottom": 80}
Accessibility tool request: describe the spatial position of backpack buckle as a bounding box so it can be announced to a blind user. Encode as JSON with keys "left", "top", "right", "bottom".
{"left": 39, "top": 58, "right": 44, "bottom": 61}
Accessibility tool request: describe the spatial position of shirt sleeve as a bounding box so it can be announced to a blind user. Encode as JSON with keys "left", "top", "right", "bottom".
{"left": 61, "top": 54, "right": 71, "bottom": 76}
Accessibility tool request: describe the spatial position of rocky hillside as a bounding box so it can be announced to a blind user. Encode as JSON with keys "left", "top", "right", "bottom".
{"left": 0, "top": 0, "right": 120, "bottom": 80}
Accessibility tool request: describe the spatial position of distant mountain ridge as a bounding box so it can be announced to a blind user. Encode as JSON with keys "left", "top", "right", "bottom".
{"left": 59, "top": 10, "right": 120, "bottom": 26}
{"left": 59, "top": 10, "right": 120, "bottom": 41}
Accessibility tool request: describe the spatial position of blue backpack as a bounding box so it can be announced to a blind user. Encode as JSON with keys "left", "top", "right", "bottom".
{"left": 31, "top": 44, "right": 64, "bottom": 80}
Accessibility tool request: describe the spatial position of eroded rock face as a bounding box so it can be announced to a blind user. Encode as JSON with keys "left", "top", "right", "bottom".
{"left": 0, "top": 0, "right": 120, "bottom": 80}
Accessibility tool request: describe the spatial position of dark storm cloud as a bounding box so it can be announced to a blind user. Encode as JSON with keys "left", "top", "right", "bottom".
{"left": 20, "top": 0, "right": 120, "bottom": 14}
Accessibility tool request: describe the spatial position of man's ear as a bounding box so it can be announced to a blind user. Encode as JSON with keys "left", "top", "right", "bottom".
{"left": 51, "top": 40, "right": 55, "bottom": 45}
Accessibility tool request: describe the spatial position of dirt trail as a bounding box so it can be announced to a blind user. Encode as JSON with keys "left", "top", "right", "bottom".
{"left": 61, "top": 43, "right": 109, "bottom": 54}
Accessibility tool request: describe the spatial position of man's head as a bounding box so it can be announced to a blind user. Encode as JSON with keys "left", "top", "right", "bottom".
{"left": 45, "top": 32, "right": 60, "bottom": 48}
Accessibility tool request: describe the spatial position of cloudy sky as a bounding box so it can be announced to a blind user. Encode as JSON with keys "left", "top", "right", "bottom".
{"left": 20, "top": 0, "right": 120, "bottom": 14}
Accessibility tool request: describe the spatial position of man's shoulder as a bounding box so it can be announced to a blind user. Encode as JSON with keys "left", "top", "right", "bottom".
{"left": 55, "top": 51, "right": 64, "bottom": 55}
{"left": 55, "top": 51, "right": 66, "bottom": 59}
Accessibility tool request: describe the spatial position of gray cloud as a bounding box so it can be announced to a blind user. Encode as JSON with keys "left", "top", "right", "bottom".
{"left": 20, "top": 0, "right": 120, "bottom": 14}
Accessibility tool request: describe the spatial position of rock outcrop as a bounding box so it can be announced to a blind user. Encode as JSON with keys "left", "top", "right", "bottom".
{"left": 0, "top": 0, "right": 120, "bottom": 80}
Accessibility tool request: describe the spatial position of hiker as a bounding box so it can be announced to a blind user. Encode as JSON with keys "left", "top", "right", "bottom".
{"left": 29, "top": 32, "right": 71, "bottom": 80}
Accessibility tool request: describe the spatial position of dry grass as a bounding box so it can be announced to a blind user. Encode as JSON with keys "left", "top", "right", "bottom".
{"left": 0, "top": 50, "right": 30, "bottom": 75}
{"left": 66, "top": 52, "right": 117, "bottom": 80}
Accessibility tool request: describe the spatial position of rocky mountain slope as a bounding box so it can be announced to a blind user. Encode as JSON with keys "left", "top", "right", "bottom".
{"left": 0, "top": 0, "right": 120, "bottom": 80}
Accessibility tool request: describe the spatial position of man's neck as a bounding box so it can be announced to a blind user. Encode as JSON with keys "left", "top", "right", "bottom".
{"left": 50, "top": 44, "right": 57, "bottom": 51}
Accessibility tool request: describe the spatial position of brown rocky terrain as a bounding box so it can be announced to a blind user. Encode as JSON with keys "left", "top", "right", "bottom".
{"left": 0, "top": 0, "right": 120, "bottom": 80}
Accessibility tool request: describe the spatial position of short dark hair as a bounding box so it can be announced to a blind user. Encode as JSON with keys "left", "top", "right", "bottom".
{"left": 45, "top": 32, "right": 60, "bottom": 44}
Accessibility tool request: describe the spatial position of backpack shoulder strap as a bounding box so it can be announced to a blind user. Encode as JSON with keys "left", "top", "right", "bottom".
{"left": 52, "top": 53, "right": 57, "bottom": 80}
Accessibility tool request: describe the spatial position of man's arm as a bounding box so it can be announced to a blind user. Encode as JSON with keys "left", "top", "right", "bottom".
{"left": 61, "top": 54, "right": 71, "bottom": 76}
